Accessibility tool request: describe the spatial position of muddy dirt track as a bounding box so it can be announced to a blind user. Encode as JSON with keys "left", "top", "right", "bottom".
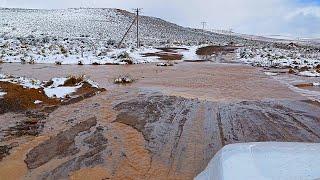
{"left": 0, "top": 62, "right": 320, "bottom": 179}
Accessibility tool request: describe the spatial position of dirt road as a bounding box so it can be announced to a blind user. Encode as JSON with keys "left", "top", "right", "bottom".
{"left": 0, "top": 62, "right": 319, "bottom": 179}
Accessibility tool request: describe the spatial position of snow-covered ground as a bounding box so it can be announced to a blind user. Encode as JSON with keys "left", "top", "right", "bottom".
{"left": 0, "top": 35, "right": 201, "bottom": 64}
{"left": 298, "top": 71, "right": 320, "bottom": 77}
{"left": 1, "top": 8, "right": 319, "bottom": 77}
{"left": 0, "top": 74, "right": 101, "bottom": 99}
{"left": 0, "top": 74, "right": 42, "bottom": 89}
{"left": 0, "top": 8, "right": 235, "bottom": 46}
{"left": 196, "top": 142, "right": 320, "bottom": 180}
{"left": 238, "top": 47, "right": 320, "bottom": 77}
{"left": 0, "top": 38, "right": 159, "bottom": 64}
{"left": 0, "top": 8, "right": 260, "bottom": 65}
{"left": 42, "top": 77, "right": 83, "bottom": 98}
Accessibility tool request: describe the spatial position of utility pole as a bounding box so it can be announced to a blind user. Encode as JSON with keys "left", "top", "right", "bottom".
{"left": 117, "top": 8, "right": 142, "bottom": 48}
{"left": 135, "top": 8, "right": 142, "bottom": 48}
{"left": 201, "top": 22, "right": 207, "bottom": 30}
{"left": 229, "top": 28, "right": 233, "bottom": 44}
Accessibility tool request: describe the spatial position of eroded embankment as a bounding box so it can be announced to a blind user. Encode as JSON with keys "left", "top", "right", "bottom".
{"left": 0, "top": 75, "right": 105, "bottom": 161}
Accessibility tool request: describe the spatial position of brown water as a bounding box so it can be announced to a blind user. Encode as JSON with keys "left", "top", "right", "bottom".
{"left": 0, "top": 62, "right": 306, "bottom": 102}
{"left": 0, "top": 62, "right": 320, "bottom": 180}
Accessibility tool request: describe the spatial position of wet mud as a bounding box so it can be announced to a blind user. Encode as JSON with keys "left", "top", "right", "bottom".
{"left": 114, "top": 94, "right": 320, "bottom": 178}
{"left": 142, "top": 47, "right": 186, "bottom": 60}
{"left": 0, "top": 62, "right": 319, "bottom": 179}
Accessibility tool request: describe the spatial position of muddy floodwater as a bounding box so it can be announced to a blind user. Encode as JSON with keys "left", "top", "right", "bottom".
{"left": 0, "top": 62, "right": 320, "bottom": 179}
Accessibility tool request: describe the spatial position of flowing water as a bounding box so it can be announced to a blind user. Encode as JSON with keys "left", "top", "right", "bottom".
{"left": 0, "top": 62, "right": 319, "bottom": 179}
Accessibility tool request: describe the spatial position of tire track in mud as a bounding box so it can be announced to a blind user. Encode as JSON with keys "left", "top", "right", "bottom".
{"left": 261, "top": 102, "right": 320, "bottom": 141}
{"left": 25, "top": 117, "right": 98, "bottom": 169}
{"left": 113, "top": 94, "right": 320, "bottom": 179}
{"left": 216, "top": 110, "right": 226, "bottom": 146}
{"left": 167, "top": 108, "right": 191, "bottom": 170}
{"left": 9, "top": 93, "right": 319, "bottom": 180}
{"left": 23, "top": 117, "right": 110, "bottom": 179}
{"left": 287, "top": 114, "right": 320, "bottom": 139}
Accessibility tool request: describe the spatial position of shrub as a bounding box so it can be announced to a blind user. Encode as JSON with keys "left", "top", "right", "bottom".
{"left": 107, "top": 39, "right": 116, "bottom": 46}
{"left": 114, "top": 75, "right": 134, "bottom": 84}
{"left": 92, "top": 62, "right": 101, "bottom": 65}
{"left": 20, "top": 58, "right": 26, "bottom": 64}
{"left": 117, "top": 52, "right": 130, "bottom": 59}
{"left": 29, "top": 59, "right": 35, "bottom": 64}
{"left": 299, "top": 66, "right": 309, "bottom": 72}
{"left": 156, "top": 62, "right": 174, "bottom": 67}
{"left": 120, "top": 59, "right": 134, "bottom": 65}
{"left": 288, "top": 69, "right": 296, "bottom": 74}
{"left": 64, "top": 75, "right": 84, "bottom": 86}
{"left": 60, "top": 45, "right": 68, "bottom": 54}
{"left": 55, "top": 61, "right": 62, "bottom": 65}
{"left": 117, "top": 52, "right": 133, "bottom": 64}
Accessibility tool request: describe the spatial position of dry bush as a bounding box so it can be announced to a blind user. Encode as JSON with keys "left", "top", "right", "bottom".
{"left": 92, "top": 62, "right": 101, "bottom": 65}
{"left": 288, "top": 69, "right": 296, "bottom": 74}
{"left": 55, "top": 61, "right": 62, "bottom": 65}
{"left": 114, "top": 74, "right": 134, "bottom": 84}
{"left": 156, "top": 62, "right": 174, "bottom": 67}
{"left": 63, "top": 75, "right": 85, "bottom": 86}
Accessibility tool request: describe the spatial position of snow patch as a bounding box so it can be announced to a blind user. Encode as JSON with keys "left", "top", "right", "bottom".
{"left": 0, "top": 91, "right": 6, "bottom": 98}
{"left": 0, "top": 74, "right": 42, "bottom": 89}
{"left": 44, "top": 85, "right": 82, "bottom": 98}
{"left": 0, "top": 74, "right": 101, "bottom": 99}
{"left": 181, "top": 46, "right": 199, "bottom": 60}
{"left": 85, "top": 79, "right": 99, "bottom": 88}
{"left": 34, "top": 100, "right": 43, "bottom": 104}
{"left": 264, "top": 72, "right": 278, "bottom": 76}
{"left": 299, "top": 71, "right": 320, "bottom": 77}
{"left": 47, "top": 78, "right": 68, "bottom": 88}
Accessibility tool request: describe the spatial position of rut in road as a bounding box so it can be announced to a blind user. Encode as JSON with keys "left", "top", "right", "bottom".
{"left": 114, "top": 95, "right": 320, "bottom": 177}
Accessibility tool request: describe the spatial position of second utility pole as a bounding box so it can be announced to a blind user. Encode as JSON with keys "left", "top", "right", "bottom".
{"left": 201, "top": 22, "right": 207, "bottom": 30}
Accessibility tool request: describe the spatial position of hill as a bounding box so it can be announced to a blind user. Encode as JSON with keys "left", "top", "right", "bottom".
{"left": 0, "top": 8, "right": 243, "bottom": 46}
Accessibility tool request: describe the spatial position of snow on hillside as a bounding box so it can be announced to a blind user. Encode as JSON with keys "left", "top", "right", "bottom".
{"left": 0, "top": 8, "right": 234, "bottom": 45}
{"left": 0, "top": 8, "right": 242, "bottom": 64}
{"left": 0, "top": 8, "right": 319, "bottom": 67}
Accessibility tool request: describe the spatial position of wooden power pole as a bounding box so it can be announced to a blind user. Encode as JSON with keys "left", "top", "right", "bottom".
{"left": 117, "top": 8, "right": 142, "bottom": 48}
{"left": 135, "top": 8, "right": 142, "bottom": 48}
{"left": 201, "top": 22, "right": 207, "bottom": 30}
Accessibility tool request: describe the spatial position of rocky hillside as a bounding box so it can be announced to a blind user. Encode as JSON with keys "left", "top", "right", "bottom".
{"left": 1, "top": 8, "right": 319, "bottom": 67}
{"left": 0, "top": 8, "right": 245, "bottom": 46}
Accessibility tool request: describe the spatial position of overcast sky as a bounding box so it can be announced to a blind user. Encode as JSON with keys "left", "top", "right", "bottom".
{"left": 1, "top": 0, "right": 320, "bottom": 38}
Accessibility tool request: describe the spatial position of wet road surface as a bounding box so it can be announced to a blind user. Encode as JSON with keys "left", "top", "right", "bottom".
{"left": 0, "top": 62, "right": 319, "bottom": 179}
